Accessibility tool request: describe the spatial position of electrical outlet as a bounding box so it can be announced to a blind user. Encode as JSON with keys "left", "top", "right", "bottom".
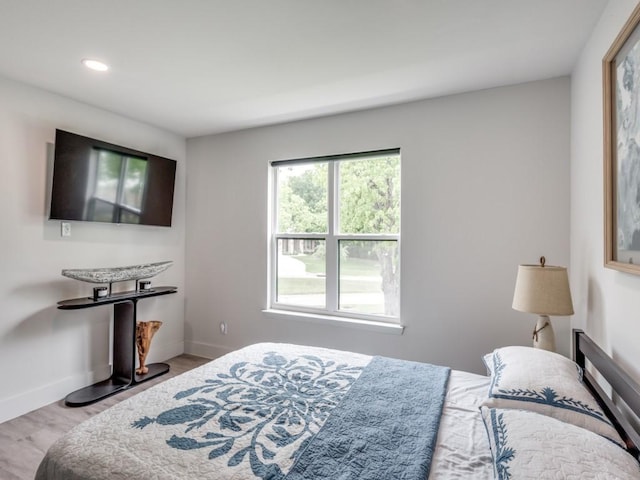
{"left": 220, "top": 322, "right": 228, "bottom": 335}
{"left": 61, "top": 222, "right": 71, "bottom": 237}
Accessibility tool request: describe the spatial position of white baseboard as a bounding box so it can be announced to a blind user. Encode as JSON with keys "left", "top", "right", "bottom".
{"left": 0, "top": 341, "right": 185, "bottom": 424}
{"left": 184, "top": 340, "right": 232, "bottom": 360}
{"left": 0, "top": 365, "right": 111, "bottom": 424}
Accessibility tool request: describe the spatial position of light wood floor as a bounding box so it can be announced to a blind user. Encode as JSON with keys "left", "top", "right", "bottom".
{"left": 0, "top": 354, "right": 210, "bottom": 480}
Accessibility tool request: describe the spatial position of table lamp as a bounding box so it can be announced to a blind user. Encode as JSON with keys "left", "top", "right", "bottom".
{"left": 512, "top": 256, "right": 574, "bottom": 351}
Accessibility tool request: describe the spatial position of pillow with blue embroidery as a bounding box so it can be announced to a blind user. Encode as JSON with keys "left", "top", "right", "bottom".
{"left": 480, "top": 407, "right": 640, "bottom": 480}
{"left": 481, "top": 346, "right": 624, "bottom": 447}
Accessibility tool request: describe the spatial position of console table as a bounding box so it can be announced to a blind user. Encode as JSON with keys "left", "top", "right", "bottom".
{"left": 58, "top": 286, "right": 177, "bottom": 407}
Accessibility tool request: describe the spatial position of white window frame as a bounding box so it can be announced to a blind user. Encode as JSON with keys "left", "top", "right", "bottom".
{"left": 268, "top": 149, "right": 401, "bottom": 325}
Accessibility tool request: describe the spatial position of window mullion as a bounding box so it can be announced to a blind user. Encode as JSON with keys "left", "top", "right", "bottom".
{"left": 274, "top": 233, "right": 325, "bottom": 240}
{"left": 270, "top": 167, "right": 279, "bottom": 309}
{"left": 325, "top": 162, "right": 338, "bottom": 312}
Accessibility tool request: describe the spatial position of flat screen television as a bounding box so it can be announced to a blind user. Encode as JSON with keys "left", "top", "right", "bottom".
{"left": 49, "top": 129, "right": 177, "bottom": 227}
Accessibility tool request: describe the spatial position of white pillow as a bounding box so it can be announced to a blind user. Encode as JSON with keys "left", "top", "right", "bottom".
{"left": 480, "top": 407, "right": 640, "bottom": 480}
{"left": 482, "top": 346, "right": 624, "bottom": 447}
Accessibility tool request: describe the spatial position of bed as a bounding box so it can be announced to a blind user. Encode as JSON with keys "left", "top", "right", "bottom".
{"left": 35, "top": 329, "right": 640, "bottom": 479}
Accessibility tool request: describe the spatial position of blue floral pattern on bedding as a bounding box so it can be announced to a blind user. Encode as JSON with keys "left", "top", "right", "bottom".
{"left": 491, "top": 351, "right": 507, "bottom": 388}
{"left": 493, "top": 386, "right": 606, "bottom": 420}
{"left": 132, "top": 352, "right": 363, "bottom": 478}
{"left": 489, "top": 352, "right": 609, "bottom": 423}
{"left": 489, "top": 409, "right": 514, "bottom": 480}
{"left": 35, "top": 344, "right": 451, "bottom": 480}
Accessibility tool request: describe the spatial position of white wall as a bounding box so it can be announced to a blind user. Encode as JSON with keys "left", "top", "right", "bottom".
{"left": 185, "top": 77, "right": 571, "bottom": 374}
{"left": 571, "top": 0, "right": 640, "bottom": 380}
{"left": 0, "top": 76, "right": 186, "bottom": 423}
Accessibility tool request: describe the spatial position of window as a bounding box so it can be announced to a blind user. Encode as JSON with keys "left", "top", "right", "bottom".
{"left": 270, "top": 149, "right": 401, "bottom": 323}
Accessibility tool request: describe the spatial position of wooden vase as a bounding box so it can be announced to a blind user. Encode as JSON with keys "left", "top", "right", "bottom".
{"left": 136, "top": 320, "right": 162, "bottom": 375}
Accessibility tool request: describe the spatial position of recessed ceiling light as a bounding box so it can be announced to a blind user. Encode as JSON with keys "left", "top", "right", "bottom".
{"left": 81, "top": 59, "right": 109, "bottom": 72}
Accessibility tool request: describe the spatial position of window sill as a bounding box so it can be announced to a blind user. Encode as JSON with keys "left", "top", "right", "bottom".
{"left": 262, "top": 309, "right": 404, "bottom": 335}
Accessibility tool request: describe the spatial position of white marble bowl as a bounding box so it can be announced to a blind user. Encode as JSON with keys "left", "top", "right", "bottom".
{"left": 62, "top": 261, "right": 173, "bottom": 284}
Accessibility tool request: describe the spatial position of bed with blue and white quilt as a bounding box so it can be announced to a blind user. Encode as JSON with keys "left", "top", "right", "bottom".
{"left": 35, "top": 343, "right": 495, "bottom": 480}
{"left": 38, "top": 340, "right": 640, "bottom": 480}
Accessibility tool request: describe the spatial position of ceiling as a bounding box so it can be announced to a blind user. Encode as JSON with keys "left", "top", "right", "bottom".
{"left": 0, "top": 0, "right": 608, "bottom": 138}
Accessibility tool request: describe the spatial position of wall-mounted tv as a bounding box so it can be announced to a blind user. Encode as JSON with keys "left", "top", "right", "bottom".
{"left": 49, "top": 129, "right": 177, "bottom": 227}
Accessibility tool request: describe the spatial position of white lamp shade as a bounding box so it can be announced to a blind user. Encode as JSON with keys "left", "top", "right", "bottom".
{"left": 512, "top": 264, "right": 574, "bottom": 316}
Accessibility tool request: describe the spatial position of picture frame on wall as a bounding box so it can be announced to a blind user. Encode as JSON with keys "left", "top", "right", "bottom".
{"left": 604, "top": 3, "right": 640, "bottom": 275}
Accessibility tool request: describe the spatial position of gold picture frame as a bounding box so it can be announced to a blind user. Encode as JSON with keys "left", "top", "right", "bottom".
{"left": 604, "top": 3, "right": 640, "bottom": 274}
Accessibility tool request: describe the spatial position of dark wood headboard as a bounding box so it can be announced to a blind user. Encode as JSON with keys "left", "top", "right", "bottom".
{"left": 573, "top": 329, "right": 640, "bottom": 458}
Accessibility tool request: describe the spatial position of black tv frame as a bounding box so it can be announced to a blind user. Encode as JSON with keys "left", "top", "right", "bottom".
{"left": 49, "top": 129, "right": 177, "bottom": 227}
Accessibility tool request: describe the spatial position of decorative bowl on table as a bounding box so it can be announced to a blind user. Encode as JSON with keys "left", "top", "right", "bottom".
{"left": 61, "top": 261, "right": 173, "bottom": 284}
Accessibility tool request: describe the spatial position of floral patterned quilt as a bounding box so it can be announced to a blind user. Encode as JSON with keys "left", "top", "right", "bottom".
{"left": 36, "top": 343, "right": 450, "bottom": 480}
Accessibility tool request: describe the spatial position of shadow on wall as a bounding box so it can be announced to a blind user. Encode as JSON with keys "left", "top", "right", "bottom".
{"left": 586, "top": 278, "right": 605, "bottom": 344}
